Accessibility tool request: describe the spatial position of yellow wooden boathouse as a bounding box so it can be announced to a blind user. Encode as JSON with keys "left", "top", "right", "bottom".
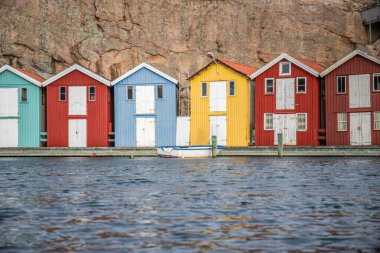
{"left": 189, "top": 58, "right": 257, "bottom": 147}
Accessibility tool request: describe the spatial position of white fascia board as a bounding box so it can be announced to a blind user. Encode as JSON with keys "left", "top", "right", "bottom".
{"left": 111, "top": 62, "right": 178, "bottom": 86}
{"left": 43, "top": 64, "right": 110, "bottom": 87}
{"left": 320, "top": 50, "right": 380, "bottom": 77}
{"left": 250, "top": 53, "right": 319, "bottom": 79}
{"left": 0, "top": 65, "right": 42, "bottom": 87}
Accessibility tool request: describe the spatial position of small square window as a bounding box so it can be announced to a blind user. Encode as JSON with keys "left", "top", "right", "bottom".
{"left": 264, "top": 114, "right": 273, "bottom": 130}
{"left": 337, "top": 76, "right": 346, "bottom": 94}
{"left": 21, "top": 88, "right": 27, "bottom": 102}
{"left": 280, "top": 62, "right": 291, "bottom": 75}
{"left": 157, "top": 85, "right": 163, "bottom": 99}
{"left": 297, "top": 78, "right": 306, "bottom": 93}
{"left": 89, "top": 86, "right": 96, "bottom": 101}
{"left": 265, "top": 79, "right": 274, "bottom": 94}
{"left": 229, "top": 81, "right": 235, "bottom": 96}
{"left": 337, "top": 113, "right": 347, "bottom": 131}
{"left": 59, "top": 87, "right": 66, "bottom": 101}
{"left": 374, "top": 74, "right": 380, "bottom": 92}
{"left": 374, "top": 112, "right": 380, "bottom": 130}
{"left": 127, "top": 86, "right": 133, "bottom": 100}
{"left": 201, "top": 82, "right": 207, "bottom": 97}
{"left": 297, "top": 113, "right": 307, "bottom": 131}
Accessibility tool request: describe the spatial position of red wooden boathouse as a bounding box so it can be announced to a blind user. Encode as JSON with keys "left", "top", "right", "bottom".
{"left": 320, "top": 50, "right": 380, "bottom": 146}
{"left": 250, "top": 53, "right": 324, "bottom": 146}
{"left": 43, "top": 64, "right": 112, "bottom": 147}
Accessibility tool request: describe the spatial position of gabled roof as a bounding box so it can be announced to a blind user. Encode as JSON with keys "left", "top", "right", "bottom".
{"left": 0, "top": 65, "right": 43, "bottom": 87}
{"left": 43, "top": 64, "right": 110, "bottom": 87}
{"left": 320, "top": 49, "right": 380, "bottom": 77}
{"left": 111, "top": 62, "right": 178, "bottom": 86}
{"left": 250, "top": 53, "right": 323, "bottom": 79}
{"left": 188, "top": 58, "right": 258, "bottom": 80}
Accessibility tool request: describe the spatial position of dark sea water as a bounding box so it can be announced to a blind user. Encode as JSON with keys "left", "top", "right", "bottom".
{"left": 0, "top": 157, "right": 379, "bottom": 252}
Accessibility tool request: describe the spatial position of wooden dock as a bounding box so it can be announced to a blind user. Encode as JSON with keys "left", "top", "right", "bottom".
{"left": 0, "top": 147, "right": 379, "bottom": 157}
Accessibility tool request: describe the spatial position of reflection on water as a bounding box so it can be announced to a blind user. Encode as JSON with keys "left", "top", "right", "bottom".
{"left": 0, "top": 157, "right": 379, "bottom": 252}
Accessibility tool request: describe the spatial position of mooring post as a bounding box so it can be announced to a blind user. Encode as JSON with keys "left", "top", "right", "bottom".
{"left": 212, "top": 135, "right": 217, "bottom": 158}
{"left": 278, "top": 133, "right": 283, "bottom": 158}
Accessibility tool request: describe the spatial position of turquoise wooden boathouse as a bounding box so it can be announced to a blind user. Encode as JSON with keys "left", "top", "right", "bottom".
{"left": 112, "top": 63, "right": 178, "bottom": 147}
{"left": 0, "top": 65, "right": 44, "bottom": 147}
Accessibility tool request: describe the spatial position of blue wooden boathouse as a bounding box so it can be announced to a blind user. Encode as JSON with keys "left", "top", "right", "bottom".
{"left": 112, "top": 63, "right": 178, "bottom": 147}
{"left": 0, "top": 65, "right": 44, "bottom": 147}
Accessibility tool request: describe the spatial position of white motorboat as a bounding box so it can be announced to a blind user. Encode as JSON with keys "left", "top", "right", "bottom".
{"left": 157, "top": 146, "right": 224, "bottom": 158}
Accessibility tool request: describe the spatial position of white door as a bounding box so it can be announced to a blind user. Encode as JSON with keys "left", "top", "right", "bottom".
{"left": 349, "top": 74, "right": 371, "bottom": 108}
{"left": 274, "top": 114, "right": 297, "bottom": 145}
{"left": 350, "top": 112, "right": 371, "bottom": 145}
{"left": 136, "top": 86, "right": 155, "bottom": 114}
{"left": 136, "top": 118, "right": 156, "bottom": 147}
{"left": 69, "top": 87, "right": 87, "bottom": 115}
{"left": 210, "top": 81, "right": 226, "bottom": 112}
{"left": 176, "top": 116, "right": 190, "bottom": 146}
{"left": 210, "top": 116, "right": 227, "bottom": 146}
{"left": 276, "top": 79, "right": 294, "bottom": 110}
{"left": 0, "top": 119, "right": 18, "bottom": 147}
{"left": 0, "top": 88, "right": 18, "bottom": 117}
{"left": 69, "top": 119, "right": 87, "bottom": 147}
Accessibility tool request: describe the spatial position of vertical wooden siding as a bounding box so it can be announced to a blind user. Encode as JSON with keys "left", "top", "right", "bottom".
{"left": 114, "top": 67, "right": 177, "bottom": 147}
{"left": 0, "top": 70, "right": 41, "bottom": 147}
{"left": 254, "top": 60, "right": 320, "bottom": 146}
{"left": 190, "top": 63, "right": 251, "bottom": 147}
{"left": 46, "top": 70, "right": 111, "bottom": 147}
{"left": 325, "top": 55, "right": 380, "bottom": 145}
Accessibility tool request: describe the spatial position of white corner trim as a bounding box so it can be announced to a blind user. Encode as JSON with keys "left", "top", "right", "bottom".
{"left": 250, "top": 53, "right": 320, "bottom": 79}
{"left": 42, "top": 64, "right": 111, "bottom": 87}
{"left": 111, "top": 62, "right": 178, "bottom": 86}
{"left": 0, "top": 65, "right": 42, "bottom": 87}
{"left": 320, "top": 50, "right": 380, "bottom": 77}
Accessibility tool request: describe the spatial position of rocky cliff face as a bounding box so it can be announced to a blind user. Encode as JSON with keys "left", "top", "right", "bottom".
{"left": 0, "top": 0, "right": 378, "bottom": 114}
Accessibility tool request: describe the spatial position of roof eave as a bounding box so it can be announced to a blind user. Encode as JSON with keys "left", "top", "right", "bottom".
{"left": 42, "top": 64, "right": 111, "bottom": 87}
{"left": 111, "top": 62, "right": 178, "bottom": 86}
{"left": 0, "top": 65, "right": 42, "bottom": 87}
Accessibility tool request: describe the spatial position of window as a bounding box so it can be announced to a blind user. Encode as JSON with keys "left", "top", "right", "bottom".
{"left": 265, "top": 78, "right": 274, "bottom": 94}
{"left": 337, "top": 113, "right": 347, "bottom": 131}
{"left": 89, "top": 86, "right": 96, "bottom": 101}
{"left": 127, "top": 86, "right": 133, "bottom": 100}
{"left": 297, "top": 113, "right": 307, "bottom": 131}
{"left": 21, "top": 88, "right": 27, "bottom": 102}
{"left": 374, "top": 74, "right": 380, "bottom": 92}
{"left": 201, "top": 82, "right": 207, "bottom": 97}
{"left": 59, "top": 87, "right": 66, "bottom": 101}
{"left": 264, "top": 114, "right": 273, "bottom": 130}
{"left": 337, "top": 76, "right": 346, "bottom": 94}
{"left": 297, "top": 77, "right": 306, "bottom": 93}
{"left": 157, "top": 85, "right": 163, "bottom": 99}
{"left": 374, "top": 112, "right": 380, "bottom": 130}
{"left": 280, "top": 62, "right": 291, "bottom": 75}
{"left": 229, "top": 81, "right": 235, "bottom": 96}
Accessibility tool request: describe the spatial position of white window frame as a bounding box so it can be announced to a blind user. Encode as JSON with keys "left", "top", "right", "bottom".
{"left": 337, "top": 113, "right": 347, "bottom": 131}
{"left": 337, "top": 76, "right": 346, "bottom": 94}
{"left": 126, "top": 86, "right": 133, "bottom": 100}
{"left": 279, "top": 62, "right": 291, "bottom": 76}
{"left": 374, "top": 73, "right": 380, "bottom": 92}
{"left": 59, "top": 86, "right": 66, "bottom": 101}
{"left": 374, "top": 111, "right": 380, "bottom": 130}
{"left": 264, "top": 113, "right": 274, "bottom": 130}
{"left": 265, "top": 78, "right": 274, "bottom": 95}
{"left": 201, "top": 82, "right": 207, "bottom": 97}
{"left": 89, "top": 86, "right": 96, "bottom": 102}
{"left": 157, "top": 85, "right": 164, "bottom": 99}
{"left": 229, "top": 81, "right": 235, "bottom": 96}
{"left": 296, "top": 113, "right": 307, "bottom": 131}
{"left": 296, "top": 77, "right": 307, "bottom": 94}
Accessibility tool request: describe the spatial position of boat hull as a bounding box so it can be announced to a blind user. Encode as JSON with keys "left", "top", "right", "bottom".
{"left": 157, "top": 146, "right": 222, "bottom": 158}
